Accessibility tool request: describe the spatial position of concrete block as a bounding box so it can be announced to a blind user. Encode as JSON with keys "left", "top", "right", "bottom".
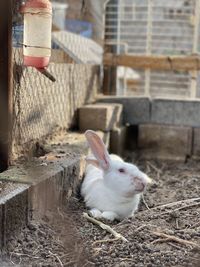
{"left": 79, "top": 103, "right": 122, "bottom": 131}
{"left": 151, "top": 98, "right": 200, "bottom": 127}
{"left": 125, "top": 125, "right": 138, "bottom": 151}
{"left": 110, "top": 127, "right": 127, "bottom": 156}
{"left": 95, "top": 103, "right": 123, "bottom": 128}
{"left": 138, "top": 124, "right": 192, "bottom": 161}
{"left": 193, "top": 128, "right": 200, "bottom": 158}
{"left": 97, "top": 96, "right": 150, "bottom": 124}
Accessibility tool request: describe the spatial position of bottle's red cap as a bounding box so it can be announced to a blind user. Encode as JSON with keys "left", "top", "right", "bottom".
{"left": 20, "top": 0, "right": 52, "bottom": 13}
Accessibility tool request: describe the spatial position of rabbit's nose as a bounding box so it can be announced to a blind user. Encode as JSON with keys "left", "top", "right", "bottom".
{"left": 132, "top": 177, "right": 145, "bottom": 191}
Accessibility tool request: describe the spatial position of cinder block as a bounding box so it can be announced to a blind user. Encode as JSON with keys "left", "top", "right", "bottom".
{"left": 151, "top": 98, "right": 200, "bottom": 127}
{"left": 96, "top": 103, "right": 123, "bottom": 128}
{"left": 110, "top": 127, "right": 127, "bottom": 156}
{"left": 79, "top": 103, "right": 122, "bottom": 131}
{"left": 193, "top": 128, "right": 200, "bottom": 158}
{"left": 125, "top": 125, "right": 138, "bottom": 151}
{"left": 138, "top": 124, "right": 192, "bottom": 161}
{"left": 97, "top": 96, "right": 150, "bottom": 124}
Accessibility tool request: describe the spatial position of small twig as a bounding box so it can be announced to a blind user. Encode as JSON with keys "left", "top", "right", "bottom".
{"left": 189, "top": 221, "right": 200, "bottom": 229}
{"left": 10, "top": 252, "right": 22, "bottom": 266}
{"left": 93, "top": 247, "right": 102, "bottom": 257}
{"left": 60, "top": 253, "right": 70, "bottom": 259}
{"left": 151, "top": 231, "right": 200, "bottom": 249}
{"left": 147, "top": 161, "right": 162, "bottom": 174}
{"left": 11, "top": 252, "right": 40, "bottom": 259}
{"left": 82, "top": 260, "right": 95, "bottom": 267}
{"left": 139, "top": 197, "right": 200, "bottom": 213}
{"left": 83, "top": 212, "right": 128, "bottom": 242}
{"left": 65, "top": 260, "right": 76, "bottom": 266}
{"left": 160, "top": 202, "right": 200, "bottom": 215}
{"left": 146, "top": 163, "right": 151, "bottom": 173}
{"left": 176, "top": 218, "right": 179, "bottom": 229}
{"left": 152, "top": 237, "right": 170, "bottom": 244}
{"left": 120, "top": 257, "right": 134, "bottom": 262}
{"left": 142, "top": 194, "right": 150, "bottom": 210}
{"left": 153, "top": 238, "right": 183, "bottom": 250}
{"left": 93, "top": 246, "right": 102, "bottom": 252}
{"left": 168, "top": 242, "right": 183, "bottom": 250}
{"left": 135, "top": 225, "right": 149, "bottom": 232}
{"left": 48, "top": 251, "right": 64, "bottom": 267}
{"left": 92, "top": 237, "right": 120, "bottom": 245}
{"left": 57, "top": 207, "right": 65, "bottom": 220}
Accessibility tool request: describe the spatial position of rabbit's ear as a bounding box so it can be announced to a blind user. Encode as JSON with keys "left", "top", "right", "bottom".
{"left": 85, "top": 156, "right": 100, "bottom": 168}
{"left": 85, "top": 130, "right": 111, "bottom": 170}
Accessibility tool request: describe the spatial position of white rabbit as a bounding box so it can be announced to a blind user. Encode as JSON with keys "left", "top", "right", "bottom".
{"left": 81, "top": 130, "right": 151, "bottom": 221}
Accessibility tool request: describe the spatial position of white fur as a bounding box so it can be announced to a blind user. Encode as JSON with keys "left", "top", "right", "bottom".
{"left": 81, "top": 130, "right": 151, "bottom": 221}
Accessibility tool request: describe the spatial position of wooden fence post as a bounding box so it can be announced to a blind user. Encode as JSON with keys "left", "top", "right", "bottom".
{"left": 190, "top": 0, "right": 200, "bottom": 98}
{"left": 0, "top": 0, "right": 13, "bottom": 172}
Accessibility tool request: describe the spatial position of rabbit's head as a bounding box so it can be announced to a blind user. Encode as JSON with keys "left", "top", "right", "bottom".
{"left": 85, "top": 130, "right": 151, "bottom": 198}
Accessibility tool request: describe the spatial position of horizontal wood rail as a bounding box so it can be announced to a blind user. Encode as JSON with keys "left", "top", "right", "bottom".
{"left": 103, "top": 53, "right": 200, "bottom": 71}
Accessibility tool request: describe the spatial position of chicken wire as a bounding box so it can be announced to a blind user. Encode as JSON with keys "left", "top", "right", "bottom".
{"left": 11, "top": 0, "right": 100, "bottom": 159}
{"left": 105, "top": 0, "right": 200, "bottom": 98}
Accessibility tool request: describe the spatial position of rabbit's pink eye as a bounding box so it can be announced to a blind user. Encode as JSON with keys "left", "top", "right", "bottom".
{"left": 118, "top": 168, "right": 125, "bottom": 173}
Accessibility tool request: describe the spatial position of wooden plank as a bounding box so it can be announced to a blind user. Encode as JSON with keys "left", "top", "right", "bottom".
{"left": 103, "top": 66, "right": 117, "bottom": 95}
{"left": 145, "top": 0, "right": 153, "bottom": 96}
{"left": 0, "top": 0, "right": 12, "bottom": 171}
{"left": 190, "top": 0, "right": 200, "bottom": 98}
{"left": 103, "top": 53, "right": 200, "bottom": 71}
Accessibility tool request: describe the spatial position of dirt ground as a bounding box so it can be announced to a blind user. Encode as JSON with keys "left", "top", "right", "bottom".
{"left": 1, "top": 159, "right": 200, "bottom": 267}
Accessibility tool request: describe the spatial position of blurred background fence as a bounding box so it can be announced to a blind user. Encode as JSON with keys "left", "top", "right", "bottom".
{"left": 104, "top": 0, "right": 200, "bottom": 98}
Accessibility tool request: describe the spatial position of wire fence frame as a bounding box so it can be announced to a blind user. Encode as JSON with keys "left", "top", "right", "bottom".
{"left": 105, "top": 0, "right": 200, "bottom": 98}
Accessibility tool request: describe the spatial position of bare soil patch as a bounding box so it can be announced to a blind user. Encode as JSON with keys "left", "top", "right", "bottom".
{"left": 1, "top": 160, "right": 200, "bottom": 267}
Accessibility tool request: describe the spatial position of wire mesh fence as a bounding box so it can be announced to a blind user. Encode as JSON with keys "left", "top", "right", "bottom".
{"left": 12, "top": 0, "right": 200, "bottom": 159}
{"left": 105, "top": 0, "right": 200, "bottom": 98}
{"left": 11, "top": 0, "right": 101, "bottom": 160}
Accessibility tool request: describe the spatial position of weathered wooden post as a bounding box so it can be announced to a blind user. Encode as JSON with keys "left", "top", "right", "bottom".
{"left": 0, "top": 0, "right": 13, "bottom": 171}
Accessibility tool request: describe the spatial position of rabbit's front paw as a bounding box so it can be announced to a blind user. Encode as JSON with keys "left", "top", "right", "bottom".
{"left": 101, "top": 211, "right": 118, "bottom": 221}
{"left": 89, "top": 208, "right": 102, "bottom": 218}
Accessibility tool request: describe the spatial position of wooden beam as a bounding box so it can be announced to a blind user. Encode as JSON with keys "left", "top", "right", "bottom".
{"left": 103, "top": 66, "right": 117, "bottom": 95}
{"left": 103, "top": 45, "right": 117, "bottom": 95}
{"left": 0, "top": 0, "right": 13, "bottom": 171}
{"left": 103, "top": 53, "right": 200, "bottom": 71}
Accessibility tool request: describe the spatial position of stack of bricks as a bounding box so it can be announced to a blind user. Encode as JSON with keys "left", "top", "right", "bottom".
{"left": 96, "top": 96, "right": 200, "bottom": 161}
{"left": 78, "top": 103, "right": 126, "bottom": 155}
